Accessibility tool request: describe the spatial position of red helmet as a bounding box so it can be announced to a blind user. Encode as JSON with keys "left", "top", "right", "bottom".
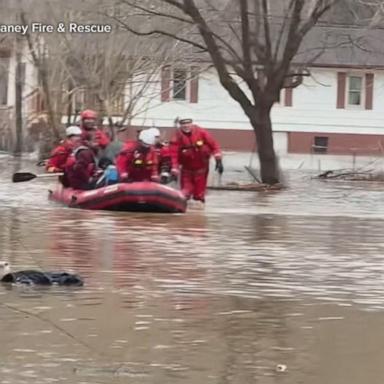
{"left": 80, "top": 109, "right": 97, "bottom": 120}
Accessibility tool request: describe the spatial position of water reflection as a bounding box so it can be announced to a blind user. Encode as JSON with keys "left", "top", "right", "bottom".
{"left": 1, "top": 158, "right": 384, "bottom": 382}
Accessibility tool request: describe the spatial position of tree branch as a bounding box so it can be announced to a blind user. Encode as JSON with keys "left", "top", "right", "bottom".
{"left": 110, "top": 14, "right": 208, "bottom": 52}
{"left": 261, "top": 0, "right": 272, "bottom": 63}
{"left": 118, "top": 0, "right": 193, "bottom": 25}
{"left": 182, "top": 0, "right": 253, "bottom": 110}
{"left": 240, "top": 0, "right": 253, "bottom": 75}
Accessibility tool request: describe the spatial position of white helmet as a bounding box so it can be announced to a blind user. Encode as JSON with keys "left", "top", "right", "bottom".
{"left": 138, "top": 129, "right": 156, "bottom": 146}
{"left": 148, "top": 127, "right": 160, "bottom": 137}
{"left": 66, "top": 125, "right": 82, "bottom": 137}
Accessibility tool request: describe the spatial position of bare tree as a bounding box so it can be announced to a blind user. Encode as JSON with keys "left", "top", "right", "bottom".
{"left": 18, "top": 0, "right": 181, "bottom": 147}
{"left": 114, "top": 0, "right": 375, "bottom": 184}
{"left": 63, "top": 30, "right": 175, "bottom": 139}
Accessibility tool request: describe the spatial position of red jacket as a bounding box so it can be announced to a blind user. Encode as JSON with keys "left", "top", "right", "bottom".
{"left": 46, "top": 140, "right": 73, "bottom": 172}
{"left": 65, "top": 146, "right": 97, "bottom": 190}
{"left": 116, "top": 141, "right": 159, "bottom": 182}
{"left": 170, "top": 125, "right": 222, "bottom": 171}
{"left": 81, "top": 129, "right": 110, "bottom": 149}
{"left": 154, "top": 143, "right": 175, "bottom": 174}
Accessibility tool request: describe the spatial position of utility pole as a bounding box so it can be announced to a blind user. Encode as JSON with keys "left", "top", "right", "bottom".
{"left": 14, "top": 10, "right": 23, "bottom": 155}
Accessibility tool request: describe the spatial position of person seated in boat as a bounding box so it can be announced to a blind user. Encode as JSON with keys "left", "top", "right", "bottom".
{"left": 116, "top": 129, "right": 160, "bottom": 183}
{"left": 102, "top": 123, "right": 128, "bottom": 163}
{"left": 94, "top": 162, "right": 119, "bottom": 188}
{"left": 64, "top": 130, "right": 99, "bottom": 190}
{"left": 45, "top": 126, "right": 83, "bottom": 173}
{"left": 0, "top": 261, "right": 83, "bottom": 286}
{"left": 147, "top": 127, "right": 179, "bottom": 184}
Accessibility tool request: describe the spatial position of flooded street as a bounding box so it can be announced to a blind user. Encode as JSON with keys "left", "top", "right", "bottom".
{"left": 1, "top": 155, "right": 384, "bottom": 384}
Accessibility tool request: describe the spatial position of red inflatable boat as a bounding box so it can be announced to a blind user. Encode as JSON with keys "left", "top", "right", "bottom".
{"left": 49, "top": 182, "right": 187, "bottom": 213}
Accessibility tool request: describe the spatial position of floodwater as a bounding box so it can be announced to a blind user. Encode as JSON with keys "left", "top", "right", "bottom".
{"left": 1, "top": 155, "right": 384, "bottom": 384}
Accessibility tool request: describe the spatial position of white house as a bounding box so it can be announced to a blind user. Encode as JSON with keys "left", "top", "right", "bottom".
{"left": 130, "top": 65, "right": 384, "bottom": 156}
{"left": 127, "top": 28, "right": 384, "bottom": 170}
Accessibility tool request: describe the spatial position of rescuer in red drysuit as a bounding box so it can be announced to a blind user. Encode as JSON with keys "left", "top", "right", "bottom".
{"left": 147, "top": 127, "right": 178, "bottom": 184}
{"left": 170, "top": 118, "right": 223, "bottom": 203}
{"left": 115, "top": 129, "right": 159, "bottom": 183}
{"left": 45, "top": 126, "right": 83, "bottom": 173}
{"left": 79, "top": 109, "right": 110, "bottom": 150}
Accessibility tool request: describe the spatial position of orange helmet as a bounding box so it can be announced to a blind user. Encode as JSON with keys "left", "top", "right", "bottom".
{"left": 80, "top": 109, "right": 97, "bottom": 120}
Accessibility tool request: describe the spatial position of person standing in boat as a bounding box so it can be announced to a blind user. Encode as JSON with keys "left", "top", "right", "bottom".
{"left": 79, "top": 109, "right": 110, "bottom": 152}
{"left": 64, "top": 127, "right": 99, "bottom": 190}
{"left": 170, "top": 118, "right": 223, "bottom": 204}
{"left": 46, "top": 126, "right": 83, "bottom": 173}
{"left": 116, "top": 129, "right": 160, "bottom": 183}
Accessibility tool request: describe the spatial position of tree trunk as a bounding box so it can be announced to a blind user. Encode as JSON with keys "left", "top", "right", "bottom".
{"left": 40, "top": 65, "right": 61, "bottom": 142}
{"left": 39, "top": 122, "right": 54, "bottom": 160}
{"left": 108, "top": 116, "right": 115, "bottom": 140}
{"left": 66, "top": 80, "right": 74, "bottom": 126}
{"left": 14, "top": 35, "right": 23, "bottom": 156}
{"left": 248, "top": 104, "right": 279, "bottom": 185}
{"left": 20, "top": 11, "right": 61, "bottom": 142}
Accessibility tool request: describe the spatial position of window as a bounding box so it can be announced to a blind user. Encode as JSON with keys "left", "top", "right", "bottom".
{"left": 161, "top": 66, "right": 199, "bottom": 103}
{"left": 347, "top": 75, "right": 363, "bottom": 106}
{"left": 312, "top": 136, "right": 328, "bottom": 154}
{"left": 173, "top": 69, "right": 187, "bottom": 100}
{"left": 276, "top": 88, "right": 293, "bottom": 107}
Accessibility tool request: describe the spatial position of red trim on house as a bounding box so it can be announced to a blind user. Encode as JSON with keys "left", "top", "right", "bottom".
{"left": 336, "top": 72, "right": 346, "bottom": 109}
{"left": 160, "top": 66, "right": 171, "bottom": 102}
{"left": 288, "top": 132, "right": 384, "bottom": 155}
{"left": 365, "top": 73, "right": 374, "bottom": 110}
{"left": 284, "top": 88, "right": 293, "bottom": 107}
{"left": 190, "top": 66, "right": 199, "bottom": 103}
{"left": 125, "top": 124, "right": 384, "bottom": 155}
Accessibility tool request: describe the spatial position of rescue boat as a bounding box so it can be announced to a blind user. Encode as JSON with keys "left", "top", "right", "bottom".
{"left": 49, "top": 182, "right": 187, "bottom": 213}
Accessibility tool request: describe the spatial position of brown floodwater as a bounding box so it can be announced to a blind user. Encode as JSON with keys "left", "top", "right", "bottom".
{"left": 1, "top": 155, "right": 384, "bottom": 383}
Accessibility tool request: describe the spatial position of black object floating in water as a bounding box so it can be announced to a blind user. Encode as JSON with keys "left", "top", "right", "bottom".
{"left": 0, "top": 262, "right": 83, "bottom": 286}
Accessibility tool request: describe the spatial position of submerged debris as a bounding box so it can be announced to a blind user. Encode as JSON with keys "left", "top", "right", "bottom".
{"left": 276, "top": 364, "right": 287, "bottom": 372}
{"left": 208, "top": 182, "right": 284, "bottom": 191}
{"left": 315, "top": 169, "right": 384, "bottom": 181}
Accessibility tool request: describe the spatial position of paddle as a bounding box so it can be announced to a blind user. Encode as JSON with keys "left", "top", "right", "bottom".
{"left": 12, "top": 172, "right": 64, "bottom": 183}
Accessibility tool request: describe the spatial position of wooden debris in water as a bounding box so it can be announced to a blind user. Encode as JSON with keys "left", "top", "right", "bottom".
{"left": 208, "top": 182, "right": 284, "bottom": 191}
{"left": 315, "top": 169, "right": 384, "bottom": 182}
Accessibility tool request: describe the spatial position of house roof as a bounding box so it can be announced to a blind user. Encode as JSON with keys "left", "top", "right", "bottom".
{"left": 295, "top": 26, "right": 384, "bottom": 69}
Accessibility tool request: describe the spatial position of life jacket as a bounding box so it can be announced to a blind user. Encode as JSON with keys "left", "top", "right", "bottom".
{"left": 46, "top": 140, "right": 73, "bottom": 171}
{"left": 130, "top": 145, "right": 155, "bottom": 169}
{"left": 174, "top": 128, "right": 213, "bottom": 170}
{"left": 116, "top": 141, "right": 158, "bottom": 182}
